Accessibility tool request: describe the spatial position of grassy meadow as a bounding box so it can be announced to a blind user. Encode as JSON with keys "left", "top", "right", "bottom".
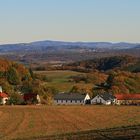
{"left": 34, "top": 70, "right": 93, "bottom": 92}
{"left": 0, "top": 105, "right": 140, "bottom": 140}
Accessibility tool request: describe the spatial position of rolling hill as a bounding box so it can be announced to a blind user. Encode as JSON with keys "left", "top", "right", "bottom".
{"left": 0, "top": 40, "right": 139, "bottom": 54}
{"left": 0, "top": 40, "right": 140, "bottom": 65}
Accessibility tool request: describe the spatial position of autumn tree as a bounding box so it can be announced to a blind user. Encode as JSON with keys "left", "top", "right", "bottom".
{"left": 21, "top": 81, "right": 33, "bottom": 93}
{"left": 7, "top": 67, "right": 20, "bottom": 85}
{"left": 29, "top": 68, "right": 34, "bottom": 80}
{"left": 7, "top": 92, "right": 24, "bottom": 105}
{"left": 106, "top": 73, "right": 115, "bottom": 89}
{"left": 0, "top": 80, "right": 14, "bottom": 95}
{"left": 32, "top": 83, "right": 57, "bottom": 105}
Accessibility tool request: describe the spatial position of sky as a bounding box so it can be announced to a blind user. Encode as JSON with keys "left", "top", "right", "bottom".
{"left": 0, "top": 0, "right": 140, "bottom": 44}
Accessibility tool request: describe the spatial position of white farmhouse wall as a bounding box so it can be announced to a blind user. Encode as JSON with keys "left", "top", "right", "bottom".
{"left": 54, "top": 100, "right": 84, "bottom": 105}
{"left": 91, "top": 95, "right": 107, "bottom": 105}
{"left": 1, "top": 97, "right": 8, "bottom": 105}
{"left": 0, "top": 86, "right": 2, "bottom": 93}
{"left": 54, "top": 93, "right": 90, "bottom": 105}
{"left": 105, "top": 100, "right": 111, "bottom": 105}
{"left": 116, "top": 100, "right": 129, "bottom": 105}
{"left": 37, "top": 95, "right": 41, "bottom": 104}
{"left": 84, "top": 94, "right": 90, "bottom": 103}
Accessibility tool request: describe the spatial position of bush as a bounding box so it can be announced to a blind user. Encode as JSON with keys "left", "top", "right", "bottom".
{"left": 6, "top": 93, "right": 24, "bottom": 105}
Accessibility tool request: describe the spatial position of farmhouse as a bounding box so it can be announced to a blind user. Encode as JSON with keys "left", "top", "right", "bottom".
{"left": 23, "top": 93, "right": 41, "bottom": 104}
{"left": 54, "top": 93, "right": 90, "bottom": 105}
{"left": 0, "top": 86, "right": 9, "bottom": 105}
{"left": 0, "top": 92, "right": 9, "bottom": 105}
{"left": 91, "top": 93, "right": 116, "bottom": 105}
{"left": 115, "top": 94, "right": 140, "bottom": 105}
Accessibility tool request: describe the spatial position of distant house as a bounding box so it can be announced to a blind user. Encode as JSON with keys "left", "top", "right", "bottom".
{"left": 91, "top": 93, "right": 116, "bottom": 105}
{"left": 0, "top": 86, "right": 9, "bottom": 105}
{"left": 23, "top": 93, "right": 41, "bottom": 104}
{"left": 54, "top": 93, "right": 90, "bottom": 105}
{"left": 115, "top": 94, "right": 140, "bottom": 105}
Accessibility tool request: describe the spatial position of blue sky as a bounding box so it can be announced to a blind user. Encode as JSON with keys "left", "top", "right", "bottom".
{"left": 0, "top": 0, "right": 140, "bottom": 44}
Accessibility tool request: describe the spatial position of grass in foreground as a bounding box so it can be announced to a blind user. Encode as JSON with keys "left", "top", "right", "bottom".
{"left": 0, "top": 105, "right": 140, "bottom": 140}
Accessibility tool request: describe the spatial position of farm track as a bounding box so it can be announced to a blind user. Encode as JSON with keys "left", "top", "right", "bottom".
{"left": 0, "top": 106, "right": 140, "bottom": 140}
{"left": 0, "top": 109, "right": 25, "bottom": 140}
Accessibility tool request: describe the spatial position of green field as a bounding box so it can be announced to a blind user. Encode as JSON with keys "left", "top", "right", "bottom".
{"left": 0, "top": 106, "right": 140, "bottom": 140}
{"left": 35, "top": 70, "right": 93, "bottom": 92}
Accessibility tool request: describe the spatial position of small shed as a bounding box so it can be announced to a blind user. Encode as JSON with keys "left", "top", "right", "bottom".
{"left": 23, "top": 93, "right": 41, "bottom": 104}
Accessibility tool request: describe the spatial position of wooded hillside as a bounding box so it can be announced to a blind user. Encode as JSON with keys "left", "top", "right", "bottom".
{"left": 0, "top": 58, "right": 58, "bottom": 105}
{"left": 62, "top": 56, "right": 140, "bottom": 72}
{"left": 0, "top": 57, "right": 140, "bottom": 104}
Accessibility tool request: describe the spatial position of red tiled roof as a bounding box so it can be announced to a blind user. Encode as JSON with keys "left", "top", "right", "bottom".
{"left": 115, "top": 94, "right": 140, "bottom": 100}
{"left": 0, "top": 92, "right": 8, "bottom": 98}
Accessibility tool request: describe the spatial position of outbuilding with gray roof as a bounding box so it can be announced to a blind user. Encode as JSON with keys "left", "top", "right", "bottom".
{"left": 54, "top": 93, "right": 90, "bottom": 105}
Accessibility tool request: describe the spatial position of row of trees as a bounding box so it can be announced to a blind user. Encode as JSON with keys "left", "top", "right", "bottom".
{"left": 62, "top": 56, "right": 140, "bottom": 73}
{"left": 0, "top": 59, "right": 58, "bottom": 105}
{"left": 69, "top": 70, "right": 140, "bottom": 97}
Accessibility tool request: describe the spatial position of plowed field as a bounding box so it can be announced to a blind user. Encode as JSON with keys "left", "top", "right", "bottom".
{"left": 0, "top": 106, "right": 140, "bottom": 140}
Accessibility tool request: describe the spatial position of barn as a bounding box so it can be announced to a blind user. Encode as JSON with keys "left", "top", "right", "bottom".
{"left": 54, "top": 93, "right": 90, "bottom": 105}
{"left": 23, "top": 93, "right": 41, "bottom": 104}
{"left": 115, "top": 94, "right": 140, "bottom": 105}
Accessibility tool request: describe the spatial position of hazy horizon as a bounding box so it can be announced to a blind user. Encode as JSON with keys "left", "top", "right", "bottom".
{"left": 0, "top": 0, "right": 140, "bottom": 44}
{"left": 0, "top": 39, "right": 140, "bottom": 45}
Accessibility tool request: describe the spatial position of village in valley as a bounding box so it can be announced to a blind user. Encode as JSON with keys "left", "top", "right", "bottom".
{"left": 0, "top": 54, "right": 139, "bottom": 140}
{"left": 1, "top": 85, "right": 140, "bottom": 106}
{"left": 0, "top": 57, "right": 140, "bottom": 107}
{"left": 0, "top": 0, "right": 140, "bottom": 139}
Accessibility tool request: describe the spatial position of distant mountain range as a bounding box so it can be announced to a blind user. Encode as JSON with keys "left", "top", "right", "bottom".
{"left": 0, "top": 40, "right": 140, "bottom": 54}
{"left": 0, "top": 40, "right": 140, "bottom": 64}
